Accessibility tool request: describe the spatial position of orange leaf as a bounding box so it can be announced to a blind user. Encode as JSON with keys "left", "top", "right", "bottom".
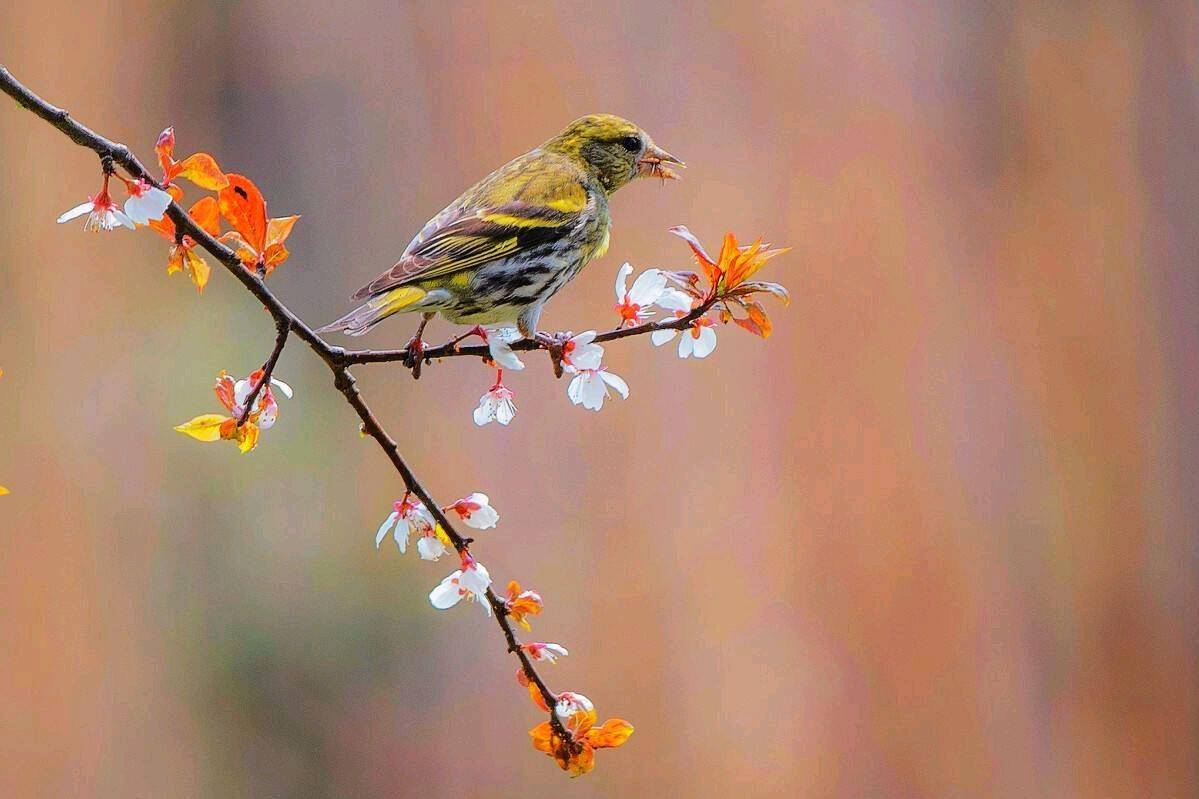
{"left": 174, "top": 414, "right": 232, "bottom": 442}
{"left": 189, "top": 196, "right": 221, "bottom": 238}
{"left": 261, "top": 242, "right": 290, "bottom": 273}
{"left": 746, "top": 301, "right": 772, "bottom": 338}
{"left": 218, "top": 174, "right": 268, "bottom": 252}
{"left": 528, "top": 680, "right": 550, "bottom": 712}
{"left": 567, "top": 745, "right": 596, "bottom": 777}
{"left": 213, "top": 372, "right": 237, "bottom": 412}
{"left": 266, "top": 215, "right": 300, "bottom": 248}
{"left": 219, "top": 231, "right": 261, "bottom": 269}
{"left": 174, "top": 152, "right": 229, "bottom": 190}
{"left": 585, "top": 718, "right": 634, "bottom": 749}
{"left": 529, "top": 721, "right": 555, "bottom": 755}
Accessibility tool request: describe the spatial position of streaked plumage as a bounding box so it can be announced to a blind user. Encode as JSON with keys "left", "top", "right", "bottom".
{"left": 319, "top": 114, "right": 681, "bottom": 338}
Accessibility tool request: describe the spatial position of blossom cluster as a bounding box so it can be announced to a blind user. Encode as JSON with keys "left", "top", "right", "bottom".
{"left": 173, "top": 369, "right": 293, "bottom": 453}
{"left": 45, "top": 113, "right": 789, "bottom": 778}
{"left": 473, "top": 227, "right": 788, "bottom": 426}
{"left": 372, "top": 491, "right": 631, "bottom": 776}
{"left": 57, "top": 126, "right": 298, "bottom": 292}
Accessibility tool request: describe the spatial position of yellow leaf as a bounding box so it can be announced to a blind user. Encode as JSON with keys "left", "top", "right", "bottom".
{"left": 236, "top": 422, "right": 260, "bottom": 453}
{"left": 184, "top": 249, "right": 210, "bottom": 293}
{"left": 0, "top": 486, "right": 9, "bottom": 495}
{"left": 174, "top": 414, "right": 232, "bottom": 442}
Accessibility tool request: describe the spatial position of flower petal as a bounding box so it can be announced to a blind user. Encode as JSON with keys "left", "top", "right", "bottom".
{"left": 56, "top": 201, "right": 93, "bottom": 224}
{"left": 651, "top": 329, "right": 678, "bottom": 346}
{"left": 614, "top": 262, "right": 633, "bottom": 302}
{"left": 375, "top": 510, "right": 399, "bottom": 548}
{"left": 691, "top": 325, "right": 718, "bottom": 358}
{"left": 600, "top": 370, "right": 629, "bottom": 399}
{"left": 417, "top": 535, "right": 448, "bottom": 561}
{"left": 429, "top": 571, "right": 465, "bottom": 609}
{"left": 269, "top": 378, "right": 294, "bottom": 399}
{"left": 627, "top": 268, "right": 667, "bottom": 305}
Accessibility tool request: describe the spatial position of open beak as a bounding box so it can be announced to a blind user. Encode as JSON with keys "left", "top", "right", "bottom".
{"left": 638, "top": 142, "right": 685, "bottom": 181}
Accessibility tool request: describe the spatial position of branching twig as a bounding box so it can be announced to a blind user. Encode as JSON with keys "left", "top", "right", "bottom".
{"left": 344, "top": 307, "right": 710, "bottom": 367}
{"left": 0, "top": 65, "right": 707, "bottom": 744}
{"left": 236, "top": 317, "right": 290, "bottom": 427}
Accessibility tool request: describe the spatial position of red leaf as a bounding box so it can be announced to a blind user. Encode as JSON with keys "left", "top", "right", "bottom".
{"left": 218, "top": 174, "right": 268, "bottom": 252}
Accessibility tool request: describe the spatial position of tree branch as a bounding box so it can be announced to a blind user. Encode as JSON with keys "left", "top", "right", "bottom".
{"left": 236, "top": 317, "right": 290, "bottom": 427}
{"left": 344, "top": 306, "right": 711, "bottom": 367}
{"left": 0, "top": 65, "right": 570, "bottom": 740}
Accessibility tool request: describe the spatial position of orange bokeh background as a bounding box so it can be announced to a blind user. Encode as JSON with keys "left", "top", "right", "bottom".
{"left": 2, "top": 2, "right": 1197, "bottom": 796}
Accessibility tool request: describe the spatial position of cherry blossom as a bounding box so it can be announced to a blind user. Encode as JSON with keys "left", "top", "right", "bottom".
{"left": 523, "top": 642, "right": 569, "bottom": 663}
{"left": 614, "top": 263, "right": 668, "bottom": 327}
{"left": 120, "top": 177, "right": 173, "bottom": 225}
{"left": 57, "top": 175, "right": 134, "bottom": 232}
{"left": 429, "top": 553, "right": 493, "bottom": 615}
{"left": 375, "top": 493, "right": 436, "bottom": 554}
{"left": 231, "top": 372, "right": 293, "bottom": 428}
{"left": 474, "top": 374, "right": 517, "bottom": 426}
{"left": 651, "top": 289, "right": 718, "bottom": 359}
{"left": 566, "top": 366, "right": 629, "bottom": 411}
{"left": 560, "top": 331, "right": 604, "bottom": 371}
{"left": 445, "top": 492, "right": 499, "bottom": 529}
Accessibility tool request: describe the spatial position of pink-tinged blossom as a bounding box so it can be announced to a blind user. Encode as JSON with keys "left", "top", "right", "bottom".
{"left": 429, "top": 553, "right": 493, "bottom": 615}
{"left": 523, "top": 642, "right": 569, "bottom": 663}
{"left": 474, "top": 377, "right": 517, "bottom": 426}
{"left": 446, "top": 492, "right": 499, "bottom": 530}
{"left": 375, "top": 493, "right": 436, "bottom": 554}
{"left": 652, "top": 290, "right": 718, "bottom": 359}
{"left": 560, "top": 331, "right": 604, "bottom": 371}
{"left": 555, "top": 692, "right": 595, "bottom": 730}
{"left": 566, "top": 365, "right": 629, "bottom": 411}
{"left": 232, "top": 374, "right": 292, "bottom": 429}
{"left": 57, "top": 177, "right": 134, "bottom": 232}
{"left": 614, "top": 263, "right": 668, "bottom": 327}
{"left": 121, "top": 178, "right": 173, "bottom": 225}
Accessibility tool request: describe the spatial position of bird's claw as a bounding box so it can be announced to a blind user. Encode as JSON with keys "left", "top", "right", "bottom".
{"left": 403, "top": 335, "right": 427, "bottom": 379}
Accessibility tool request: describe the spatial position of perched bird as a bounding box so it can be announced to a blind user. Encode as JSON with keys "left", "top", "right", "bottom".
{"left": 319, "top": 114, "right": 682, "bottom": 345}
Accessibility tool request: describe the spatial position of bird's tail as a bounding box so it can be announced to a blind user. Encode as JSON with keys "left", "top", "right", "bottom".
{"left": 317, "top": 286, "right": 428, "bottom": 337}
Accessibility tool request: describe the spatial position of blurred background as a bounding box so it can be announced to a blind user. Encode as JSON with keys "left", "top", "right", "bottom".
{"left": 2, "top": 1, "right": 1197, "bottom": 796}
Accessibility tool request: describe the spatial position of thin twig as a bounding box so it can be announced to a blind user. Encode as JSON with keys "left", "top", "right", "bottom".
{"left": 236, "top": 318, "right": 290, "bottom": 427}
{"left": 0, "top": 64, "right": 723, "bottom": 741}
{"left": 344, "top": 307, "right": 710, "bottom": 366}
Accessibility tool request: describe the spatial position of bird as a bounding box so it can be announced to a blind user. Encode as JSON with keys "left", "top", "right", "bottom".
{"left": 318, "top": 114, "right": 682, "bottom": 349}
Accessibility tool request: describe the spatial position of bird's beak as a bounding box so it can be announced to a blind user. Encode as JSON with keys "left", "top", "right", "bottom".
{"left": 638, "top": 142, "right": 685, "bottom": 181}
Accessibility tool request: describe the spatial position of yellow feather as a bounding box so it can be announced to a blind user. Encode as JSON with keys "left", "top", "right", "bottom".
{"left": 379, "top": 286, "right": 426, "bottom": 313}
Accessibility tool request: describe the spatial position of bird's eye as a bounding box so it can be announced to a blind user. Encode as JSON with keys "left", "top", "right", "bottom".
{"left": 618, "top": 135, "right": 641, "bottom": 153}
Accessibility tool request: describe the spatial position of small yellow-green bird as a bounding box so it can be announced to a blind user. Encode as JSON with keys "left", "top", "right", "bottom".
{"left": 319, "top": 114, "right": 682, "bottom": 342}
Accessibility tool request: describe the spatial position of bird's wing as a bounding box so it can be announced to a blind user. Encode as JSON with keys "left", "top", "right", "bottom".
{"left": 351, "top": 154, "right": 591, "bottom": 300}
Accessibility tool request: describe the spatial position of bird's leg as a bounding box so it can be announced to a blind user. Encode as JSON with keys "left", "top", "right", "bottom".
{"left": 449, "top": 325, "right": 489, "bottom": 351}
{"left": 404, "top": 313, "right": 433, "bottom": 379}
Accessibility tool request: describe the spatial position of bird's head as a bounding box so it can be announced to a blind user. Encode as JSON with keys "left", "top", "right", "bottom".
{"left": 544, "top": 114, "right": 683, "bottom": 193}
